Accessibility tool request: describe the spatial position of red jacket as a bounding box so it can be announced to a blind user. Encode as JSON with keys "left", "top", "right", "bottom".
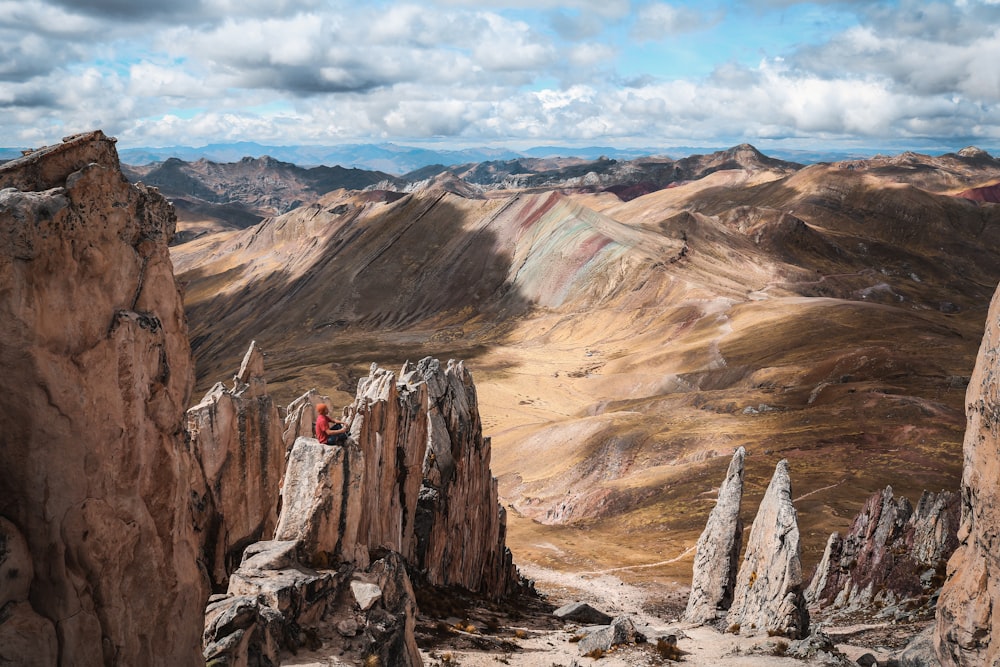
{"left": 315, "top": 414, "right": 331, "bottom": 442}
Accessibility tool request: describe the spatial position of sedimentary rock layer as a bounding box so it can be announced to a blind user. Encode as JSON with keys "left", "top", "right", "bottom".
{"left": 0, "top": 131, "right": 208, "bottom": 665}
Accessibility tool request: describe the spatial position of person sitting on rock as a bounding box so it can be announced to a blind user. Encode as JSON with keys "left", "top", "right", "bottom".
{"left": 315, "top": 403, "right": 349, "bottom": 446}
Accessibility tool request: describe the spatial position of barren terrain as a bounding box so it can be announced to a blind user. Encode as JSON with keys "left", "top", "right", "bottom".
{"left": 169, "top": 147, "right": 1000, "bottom": 660}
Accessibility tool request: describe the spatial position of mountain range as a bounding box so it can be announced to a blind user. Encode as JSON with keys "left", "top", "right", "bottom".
{"left": 165, "top": 143, "right": 1000, "bottom": 579}
{"left": 2, "top": 139, "right": 911, "bottom": 175}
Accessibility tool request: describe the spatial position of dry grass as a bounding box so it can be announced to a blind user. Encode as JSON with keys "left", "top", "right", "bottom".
{"left": 177, "top": 165, "right": 996, "bottom": 583}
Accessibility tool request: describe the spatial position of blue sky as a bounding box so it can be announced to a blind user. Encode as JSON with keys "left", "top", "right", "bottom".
{"left": 2, "top": 0, "right": 999, "bottom": 152}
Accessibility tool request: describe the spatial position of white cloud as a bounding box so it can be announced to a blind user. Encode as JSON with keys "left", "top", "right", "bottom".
{"left": 2, "top": 0, "right": 1000, "bottom": 150}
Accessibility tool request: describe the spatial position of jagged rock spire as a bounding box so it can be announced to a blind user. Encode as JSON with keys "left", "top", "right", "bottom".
{"left": 274, "top": 357, "right": 518, "bottom": 597}
{"left": 187, "top": 341, "right": 285, "bottom": 588}
{"left": 806, "top": 486, "right": 957, "bottom": 618}
{"left": 683, "top": 446, "right": 746, "bottom": 624}
{"left": 725, "top": 459, "right": 808, "bottom": 639}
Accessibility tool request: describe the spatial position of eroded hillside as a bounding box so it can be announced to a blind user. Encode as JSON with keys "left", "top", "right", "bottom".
{"left": 171, "top": 147, "right": 1000, "bottom": 583}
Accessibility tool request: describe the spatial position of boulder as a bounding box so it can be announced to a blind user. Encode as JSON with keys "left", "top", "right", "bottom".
{"left": 935, "top": 284, "right": 1000, "bottom": 665}
{"left": 683, "top": 446, "right": 746, "bottom": 624}
{"left": 576, "top": 615, "right": 645, "bottom": 655}
{"left": 187, "top": 340, "right": 286, "bottom": 587}
{"left": 553, "top": 601, "right": 613, "bottom": 625}
{"left": 725, "top": 459, "right": 808, "bottom": 638}
{"left": 203, "top": 595, "right": 283, "bottom": 667}
{"left": 205, "top": 545, "right": 421, "bottom": 667}
{"left": 0, "top": 131, "right": 209, "bottom": 664}
{"left": 351, "top": 581, "right": 383, "bottom": 611}
{"left": 785, "top": 626, "right": 850, "bottom": 664}
{"left": 273, "top": 437, "right": 354, "bottom": 566}
{"left": 898, "top": 625, "right": 938, "bottom": 667}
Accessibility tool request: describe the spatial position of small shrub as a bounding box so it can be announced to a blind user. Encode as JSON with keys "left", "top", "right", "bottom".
{"left": 727, "top": 623, "right": 740, "bottom": 634}
{"left": 583, "top": 647, "right": 605, "bottom": 659}
{"left": 767, "top": 628, "right": 786, "bottom": 638}
{"left": 568, "top": 633, "right": 583, "bottom": 643}
{"left": 771, "top": 640, "right": 789, "bottom": 657}
{"left": 363, "top": 656, "right": 381, "bottom": 667}
{"left": 514, "top": 628, "right": 528, "bottom": 640}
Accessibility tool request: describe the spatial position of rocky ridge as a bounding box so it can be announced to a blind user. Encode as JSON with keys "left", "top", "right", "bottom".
{"left": 0, "top": 132, "right": 522, "bottom": 667}
{"left": 186, "top": 340, "right": 287, "bottom": 589}
{"left": 805, "top": 486, "right": 958, "bottom": 622}
{"left": 0, "top": 131, "right": 208, "bottom": 664}
{"left": 204, "top": 356, "right": 520, "bottom": 664}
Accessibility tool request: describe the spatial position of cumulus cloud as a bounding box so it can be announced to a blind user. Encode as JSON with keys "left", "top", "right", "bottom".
{"left": 0, "top": 0, "right": 999, "bottom": 150}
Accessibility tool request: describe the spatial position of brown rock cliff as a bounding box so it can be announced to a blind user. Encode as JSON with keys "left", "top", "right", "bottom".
{"left": 0, "top": 132, "right": 208, "bottom": 665}
{"left": 936, "top": 283, "right": 1000, "bottom": 665}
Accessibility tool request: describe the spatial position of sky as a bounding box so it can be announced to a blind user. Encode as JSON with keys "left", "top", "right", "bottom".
{"left": 2, "top": 0, "right": 1000, "bottom": 152}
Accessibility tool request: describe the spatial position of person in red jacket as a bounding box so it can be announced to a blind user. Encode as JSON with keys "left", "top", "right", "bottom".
{"left": 315, "top": 403, "right": 348, "bottom": 445}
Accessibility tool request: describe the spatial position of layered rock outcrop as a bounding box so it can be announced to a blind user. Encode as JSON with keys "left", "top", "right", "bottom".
{"left": 207, "top": 357, "right": 520, "bottom": 663}
{"left": 276, "top": 357, "right": 517, "bottom": 596}
{"left": 187, "top": 340, "right": 286, "bottom": 588}
{"left": 0, "top": 132, "right": 208, "bottom": 664}
{"left": 936, "top": 285, "right": 1000, "bottom": 665}
{"left": 725, "top": 459, "right": 808, "bottom": 639}
{"left": 806, "top": 486, "right": 958, "bottom": 619}
{"left": 683, "top": 446, "right": 746, "bottom": 624}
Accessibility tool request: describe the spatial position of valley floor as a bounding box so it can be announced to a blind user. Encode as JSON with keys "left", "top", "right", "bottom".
{"left": 282, "top": 557, "right": 921, "bottom": 666}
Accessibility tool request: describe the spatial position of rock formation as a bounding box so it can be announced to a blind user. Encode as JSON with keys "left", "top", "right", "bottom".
{"left": 187, "top": 340, "right": 286, "bottom": 588}
{"left": 206, "top": 357, "right": 520, "bottom": 663}
{"left": 204, "top": 541, "right": 421, "bottom": 667}
{"left": 806, "top": 486, "right": 958, "bottom": 619}
{"left": 725, "top": 459, "right": 808, "bottom": 639}
{"left": 935, "top": 285, "right": 1000, "bottom": 665}
{"left": 0, "top": 132, "right": 208, "bottom": 664}
{"left": 683, "top": 446, "right": 746, "bottom": 624}
{"left": 275, "top": 357, "right": 519, "bottom": 594}
{"left": 282, "top": 388, "right": 331, "bottom": 452}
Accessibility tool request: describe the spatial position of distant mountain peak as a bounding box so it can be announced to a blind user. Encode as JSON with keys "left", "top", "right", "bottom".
{"left": 958, "top": 146, "right": 992, "bottom": 159}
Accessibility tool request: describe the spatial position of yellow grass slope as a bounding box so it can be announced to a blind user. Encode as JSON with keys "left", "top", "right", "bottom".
{"left": 173, "top": 163, "right": 1000, "bottom": 582}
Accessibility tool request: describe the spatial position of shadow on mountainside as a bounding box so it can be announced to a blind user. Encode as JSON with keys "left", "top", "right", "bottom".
{"left": 177, "top": 191, "right": 533, "bottom": 404}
